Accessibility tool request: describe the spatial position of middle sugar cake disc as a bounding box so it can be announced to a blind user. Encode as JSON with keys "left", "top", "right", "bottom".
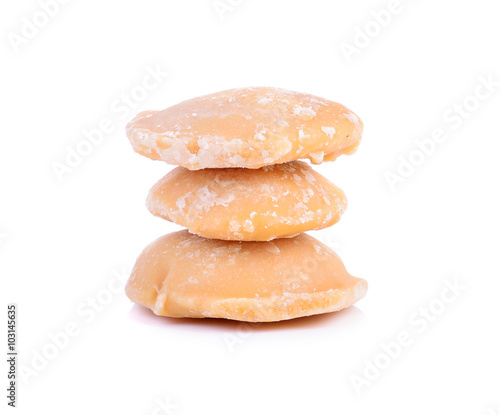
{"left": 147, "top": 161, "right": 347, "bottom": 241}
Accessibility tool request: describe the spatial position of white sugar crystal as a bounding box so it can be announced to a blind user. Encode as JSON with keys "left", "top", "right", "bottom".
{"left": 321, "top": 126, "right": 336, "bottom": 138}
{"left": 176, "top": 192, "right": 192, "bottom": 210}
{"left": 309, "top": 151, "right": 325, "bottom": 163}
{"left": 293, "top": 105, "right": 316, "bottom": 118}
{"left": 343, "top": 111, "right": 360, "bottom": 126}
{"left": 298, "top": 129, "right": 309, "bottom": 142}
{"left": 243, "top": 219, "right": 255, "bottom": 233}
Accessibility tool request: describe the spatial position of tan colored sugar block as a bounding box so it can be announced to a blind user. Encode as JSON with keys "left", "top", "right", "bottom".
{"left": 125, "top": 230, "right": 367, "bottom": 322}
{"left": 126, "top": 87, "right": 363, "bottom": 169}
{"left": 147, "top": 161, "right": 347, "bottom": 241}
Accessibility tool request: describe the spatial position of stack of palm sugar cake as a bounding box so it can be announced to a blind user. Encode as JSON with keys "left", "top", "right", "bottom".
{"left": 125, "top": 87, "right": 367, "bottom": 322}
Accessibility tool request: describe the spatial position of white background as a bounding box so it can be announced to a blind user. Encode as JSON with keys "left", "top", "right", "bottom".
{"left": 1, "top": 0, "right": 500, "bottom": 414}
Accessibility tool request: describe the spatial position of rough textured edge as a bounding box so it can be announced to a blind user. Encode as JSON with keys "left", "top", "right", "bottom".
{"left": 145, "top": 278, "right": 368, "bottom": 322}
